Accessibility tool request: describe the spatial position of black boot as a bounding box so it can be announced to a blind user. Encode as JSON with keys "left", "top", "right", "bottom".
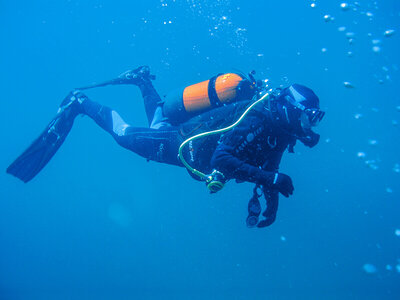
{"left": 58, "top": 90, "right": 87, "bottom": 118}
{"left": 117, "top": 66, "right": 156, "bottom": 85}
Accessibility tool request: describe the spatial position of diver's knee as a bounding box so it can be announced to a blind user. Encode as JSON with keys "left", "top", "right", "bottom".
{"left": 112, "top": 136, "right": 130, "bottom": 151}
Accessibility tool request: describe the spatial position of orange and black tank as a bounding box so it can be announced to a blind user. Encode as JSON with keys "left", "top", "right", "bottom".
{"left": 163, "top": 73, "right": 256, "bottom": 124}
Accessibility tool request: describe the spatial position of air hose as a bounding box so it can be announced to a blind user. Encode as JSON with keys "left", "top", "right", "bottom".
{"left": 178, "top": 91, "right": 271, "bottom": 192}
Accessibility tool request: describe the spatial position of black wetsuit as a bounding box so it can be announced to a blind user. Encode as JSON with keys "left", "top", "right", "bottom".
{"left": 80, "top": 80, "right": 296, "bottom": 225}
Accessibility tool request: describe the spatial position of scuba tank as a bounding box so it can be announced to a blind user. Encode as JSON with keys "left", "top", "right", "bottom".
{"left": 163, "top": 73, "right": 257, "bottom": 124}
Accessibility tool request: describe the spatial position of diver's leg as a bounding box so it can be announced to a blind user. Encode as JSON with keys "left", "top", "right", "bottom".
{"left": 138, "top": 80, "right": 170, "bottom": 129}
{"left": 117, "top": 126, "right": 182, "bottom": 166}
{"left": 79, "top": 94, "right": 181, "bottom": 166}
{"left": 122, "top": 66, "right": 169, "bottom": 128}
{"left": 137, "top": 79, "right": 163, "bottom": 126}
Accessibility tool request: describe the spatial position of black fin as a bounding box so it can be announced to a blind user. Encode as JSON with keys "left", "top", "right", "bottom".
{"left": 7, "top": 108, "right": 76, "bottom": 182}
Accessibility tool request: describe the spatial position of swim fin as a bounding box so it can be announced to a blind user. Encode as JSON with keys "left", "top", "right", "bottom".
{"left": 76, "top": 66, "right": 155, "bottom": 90}
{"left": 6, "top": 93, "right": 81, "bottom": 182}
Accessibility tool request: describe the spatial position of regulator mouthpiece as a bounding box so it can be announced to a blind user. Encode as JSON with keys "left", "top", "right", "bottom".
{"left": 206, "top": 170, "right": 226, "bottom": 193}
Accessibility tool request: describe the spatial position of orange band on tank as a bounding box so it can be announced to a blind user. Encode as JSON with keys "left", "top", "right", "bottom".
{"left": 183, "top": 79, "right": 211, "bottom": 112}
{"left": 215, "top": 73, "right": 243, "bottom": 104}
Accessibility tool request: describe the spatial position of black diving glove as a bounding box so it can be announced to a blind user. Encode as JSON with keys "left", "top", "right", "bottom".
{"left": 263, "top": 172, "right": 294, "bottom": 198}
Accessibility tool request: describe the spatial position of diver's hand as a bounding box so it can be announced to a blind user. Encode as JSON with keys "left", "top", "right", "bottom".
{"left": 262, "top": 172, "right": 294, "bottom": 197}
{"left": 272, "top": 173, "right": 294, "bottom": 197}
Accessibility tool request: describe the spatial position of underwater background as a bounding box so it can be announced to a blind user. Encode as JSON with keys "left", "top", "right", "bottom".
{"left": 1, "top": 0, "right": 399, "bottom": 299}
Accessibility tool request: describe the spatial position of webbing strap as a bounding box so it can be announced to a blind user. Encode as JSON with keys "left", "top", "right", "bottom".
{"left": 208, "top": 75, "right": 222, "bottom": 108}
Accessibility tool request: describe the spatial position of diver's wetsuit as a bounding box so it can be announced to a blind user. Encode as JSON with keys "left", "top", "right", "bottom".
{"left": 79, "top": 79, "right": 295, "bottom": 225}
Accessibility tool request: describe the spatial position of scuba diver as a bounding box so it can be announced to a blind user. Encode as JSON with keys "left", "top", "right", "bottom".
{"left": 6, "top": 66, "right": 325, "bottom": 228}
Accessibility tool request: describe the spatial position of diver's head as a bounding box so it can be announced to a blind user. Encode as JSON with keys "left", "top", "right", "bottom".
{"left": 274, "top": 84, "right": 325, "bottom": 146}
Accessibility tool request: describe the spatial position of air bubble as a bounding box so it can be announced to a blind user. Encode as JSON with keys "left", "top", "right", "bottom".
{"left": 372, "top": 46, "right": 381, "bottom": 53}
{"left": 363, "top": 264, "right": 377, "bottom": 274}
{"left": 343, "top": 81, "right": 355, "bottom": 88}
{"left": 365, "top": 160, "right": 378, "bottom": 170}
{"left": 357, "top": 152, "right": 366, "bottom": 159}
{"left": 340, "top": 3, "right": 350, "bottom": 11}
{"left": 368, "top": 139, "right": 378, "bottom": 146}
{"left": 384, "top": 29, "right": 395, "bottom": 37}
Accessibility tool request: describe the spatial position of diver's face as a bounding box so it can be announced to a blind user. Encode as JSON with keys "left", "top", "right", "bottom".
{"left": 300, "top": 111, "right": 312, "bottom": 129}
{"left": 300, "top": 108, "right": 325, "bottom": 129}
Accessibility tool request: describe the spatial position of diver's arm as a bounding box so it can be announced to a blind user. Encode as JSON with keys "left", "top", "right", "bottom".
{"left": 210, "top": 108, "right": 294, "bottom": 195}
{"left": 210, "top": 110, "right": 269, "bottom": 182}
{"left": 256, "top": 187, "right": 279, "bottom": 227}
{"left": 211, "top": 144, "right": 276, "bottom": 185}
{"left": 211, "top": 145, "right": 293, "bottom": 197}
{"left": 256, "top": 150, "right": 282, "bottom": 227}
{"left": 262, "top": 150, "right": 284, "bottom": 172}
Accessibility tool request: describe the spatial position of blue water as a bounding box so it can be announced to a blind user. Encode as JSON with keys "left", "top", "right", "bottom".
{"left": 1, "top": 1, "right": 399, "bottom": 299}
